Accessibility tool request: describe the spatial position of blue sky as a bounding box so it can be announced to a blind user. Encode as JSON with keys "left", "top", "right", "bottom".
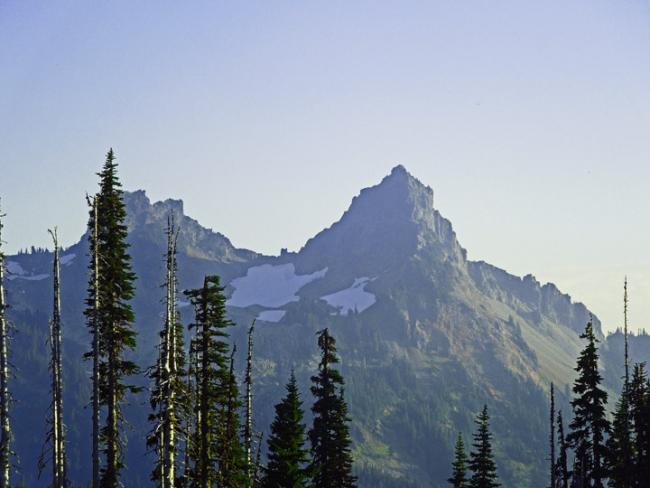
{"left": 1, "top": 1, "right": 649, "bottom": 332}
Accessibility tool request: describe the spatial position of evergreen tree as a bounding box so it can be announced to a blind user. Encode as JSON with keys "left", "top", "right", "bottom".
{"left": 86, "top": 149, "right": 140, "bottom": 487}
{"left": 148, "top": 217, "right": 187, "bottom": 487}
{"left": 629, "top": 363, "right": 649, "bottom": 485}
{"left": 556, "top": 411, "right": 569, "bottom": 488}
{"left": 309, "top": 328, "right": 356, "bottom": 488}
{"left": 468, "top": 405, "right": 500, "bottom": 488}
{"left": 184, "top": 275, "right": 236, "bottom": 488}
{"left": 607, "top": 278, "right": 634, "bottom": 488}
{"left": 0, "top": 204, "right": 11, "bottom": 488}
{"left": 39, "top": 229, "right": 68, "bottom": 487}
{"left": 567, "top": 320, "right": 610, "bottom": 488}
{"left": 448, "top": 433, "right": 468, "bottom": 488}
{"left": 215, "top": 347, "right": 247, "bottom": 488}
{"left": 550, "top": 383, "right": 556, "bottom": 488}
{"left": 263, "top": 371, "right": 310, "bottom": 488}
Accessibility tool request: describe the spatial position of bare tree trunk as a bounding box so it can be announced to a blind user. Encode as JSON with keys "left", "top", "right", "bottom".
{"left": 162, "top": 217, "right": 178, "bottom": 488}
{"left": 244, "top": 322, "right": 255, "bottom": 485}
{"left": 48, "top": 228, "right": 67, "bottom": 487}
{"left": 90, "top": 196, "right": 101, "bottom": 488}
{"left": 0, "top": 206, "right": 10, "bottom": 488}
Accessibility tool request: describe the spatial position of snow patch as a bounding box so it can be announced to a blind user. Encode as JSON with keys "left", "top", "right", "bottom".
{"left": 228, "top": 263, "right": 327, "bottom": 308}
{"left": 60, "top": 253, "right": 76, "bottom": 266}
{"left": 256, "top": 310, "right": 286, "bottom": 323}
{"left": 4, "top": 261, "right": 48, "bottom": 281}
{"left": 5, "top": 261, "right": 26, "bottom": 276}
{"left": 321, "top": 277, "right": 376, "bottom": 316}
{"left": 18, "top": 274, "right": 49, "bottom": 281}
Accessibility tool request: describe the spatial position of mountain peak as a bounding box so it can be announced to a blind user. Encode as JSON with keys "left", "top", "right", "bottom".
{"left": 121, "top": 190, "right": 257, "bottom": 263}
{"left": 297, "top": 165, "right": 464, "bottom": 272}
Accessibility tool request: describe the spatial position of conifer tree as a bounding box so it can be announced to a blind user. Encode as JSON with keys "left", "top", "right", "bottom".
{"left": 448, "top": 433, "right": 468, "bottom": 488}
{"left": 549, "top": 383, "right": 556, "bottom": 488}
{"left": 567, "top": 320, "right": 609, "bottom": 488}
{"left": 309, "top": 328, "right": 356, "bottom": 488}
{"left": 148, "top": 217, "right": 187, "bottom": 487}
{"left": 0, "top": 204, "right": 11, "bottom": 488}
{"left": 184, "top": 275, "right": 236, "bottom": 487}
{"left": 629, "top": 363, "right": 649, "bottom": 485}
{"left": 607, "top": 280, "right": 634, "bottom": 488}
{"left": 468, "top": 405, "right": 500, "bottom": 488}
{"left": 86, "top": 149, "right": 140, "bottom": 487}
{"left": 39, "top": 229, "right": 68, "bottom": 487}
{"left": 556, "top": 411, "right": 569, "bottom": 488}
{"left": 263, "top": 371, "right": 310, "bottom": 488}
{"left": 216, "top": 347, "right": 247, "bottom": 488}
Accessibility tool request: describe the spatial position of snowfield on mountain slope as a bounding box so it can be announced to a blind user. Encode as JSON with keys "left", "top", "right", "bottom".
{"left": 321, "top": 277, "right": 376, "bottom": 315}
{"left": 256, "top": 309, "right": 287, "bottom": 323}
{"left": 227, "top": 263, "right": 328, "bottom": 308}
{"left": 5, "top": 261, "right": 49, "bottom": 281}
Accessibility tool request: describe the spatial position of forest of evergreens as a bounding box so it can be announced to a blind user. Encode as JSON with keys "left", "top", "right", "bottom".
{"left": 0, "top": 150, "right": 648, "bottom": 488}
{"left": 0, "top": 151, "right": 356, "bottom": 488}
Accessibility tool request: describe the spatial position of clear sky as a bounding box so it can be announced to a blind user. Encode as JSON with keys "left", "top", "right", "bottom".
{"left": 1, "top": 1, "right": 649, "bottom": 333}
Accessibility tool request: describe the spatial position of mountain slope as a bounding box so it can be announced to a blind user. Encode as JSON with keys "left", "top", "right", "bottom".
{"left": 3, "top": 166, "right": 636, "bottom": 487}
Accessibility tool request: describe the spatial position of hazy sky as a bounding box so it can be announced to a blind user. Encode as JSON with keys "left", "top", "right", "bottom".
{"left": 1, "top": 1, "right": 649, "bottom": 333}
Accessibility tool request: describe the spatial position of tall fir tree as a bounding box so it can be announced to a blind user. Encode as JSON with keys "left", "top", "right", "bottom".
{"left": 556, "top": 411, "right": 569, "bottom": 488}
{"left": 39, "top": 229, "right": 68, "bottom": 487}
{"left": 567, "top": 320, "right": 610, "bottom": 488}
{"left": 468, "top": 405, "right": 500, "bottom": 488}
{"left": 629, "top": 363, "right": 649, "bottom": 485}
{"left": 215, "top": 347, "right": 247, "bottom": 488}
{"left": 184, "top": 275, "right": 237, "bottom": 487}
{"left": 0, "top": 204, "right": 11, "bottom": 488}
{"left": 263, "top": 371, "right": 310, "bottom": 488}
{"left": 148, "top": 217, "right": 187, "bottom": 487}
{"left": 86, "top": 149, "right": 140, "bottom": 487}
{"left": 448, "top": 433, "right": 468, "bottom": 488}
{"left": 549, "top": 384, "right": 556, "bottom": 488}
{"left": 607, "top": 279, "right": 634, "bottom": 488}
{"left": 309, "top": 328, "right": 356, "bottom": 488}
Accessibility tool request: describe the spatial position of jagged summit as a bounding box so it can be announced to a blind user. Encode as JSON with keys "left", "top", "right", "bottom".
{"left": 122, "top": 189, "right": 257, "bottom": 263}
{"left": 297, "top": 164, "right": 461, "bottom": 271}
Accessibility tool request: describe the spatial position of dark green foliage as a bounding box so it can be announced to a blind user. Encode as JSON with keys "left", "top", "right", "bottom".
{"left": 185, "top": 275, "right": 244, "bottom": 488}
{"left": 567, "top": 321, "right": 609, "bottom": 488}
{"left": 555, "top": 411, "right": 569, "bottom": 488}
{"left": 86, "top": 150, "right": 140, "bottom": 487}
{"left": 309, "top": 329, "right": 356, "bottom": 488}
{"left": 629, "top": 363, "right": 649, "bottom": 484}
{"left": 263, "top": 371, "right": 310, "bottom": 488}
{"left": 468, "top": 405, "right": 500, "bottom": 488}
{"left": 607, "top": 385, "right": 633, "bottom": 487}
{"left": 448, "top": 433, "right": 468, "bottom": 488}
{"left": 215, "top": 348, "right": 248, "bottom": 488}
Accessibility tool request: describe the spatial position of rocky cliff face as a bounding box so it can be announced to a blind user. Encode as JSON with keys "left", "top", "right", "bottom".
{"left": 3, "top": 166, "right": 623, "bottom": 487}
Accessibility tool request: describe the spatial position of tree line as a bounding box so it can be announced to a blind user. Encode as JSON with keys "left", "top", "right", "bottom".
{"left": 447, "top": 278, "right": 650, "bottom": 488}
{"left": 0, "top": 150, "right": 357, "bottom": 488}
